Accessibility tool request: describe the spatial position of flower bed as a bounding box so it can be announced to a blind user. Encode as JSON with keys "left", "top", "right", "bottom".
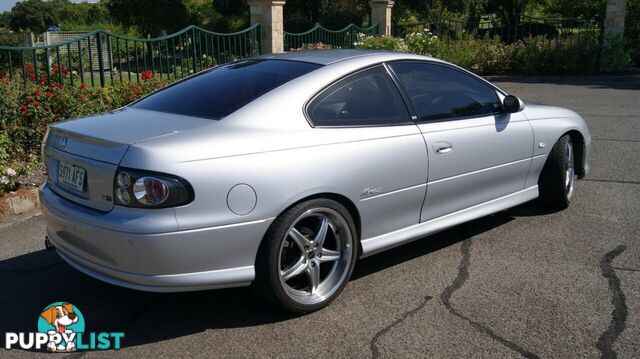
{"left": 0, "top": 68, "right": 168, "bottom": 195}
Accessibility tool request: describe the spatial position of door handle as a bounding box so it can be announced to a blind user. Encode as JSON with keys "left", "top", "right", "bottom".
{"left": 433, "top": 141, "right": 453, "bottom": 154}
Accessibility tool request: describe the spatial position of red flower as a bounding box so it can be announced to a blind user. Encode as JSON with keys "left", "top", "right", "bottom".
{"left": 79, "top": 83, "right": 88, "bottom": 89}
{"left": 39, "top": 76, "right": 48, "bottom": 84}
{"left": 46, "top": 92, "right": 53, "bottom": 98}
{"left": 25, "top": 64, "right": 33, "bottom": 72}
{"left": 33, "top": 100, "right": 41, "bottom": 107}
{"left": 28, "top": 73, "right": 36, "bottom": 81}
{"left": 33, "top": 88, "right": 40, "bottom": 96}
{"left": 140, "top": 70, "right": 153, "bottom": 81}
{"left": 56, "top": 83, "right": 62, "bottom": 89}
{"left": 20, "top": 105, "right": 28, "bottom": 115}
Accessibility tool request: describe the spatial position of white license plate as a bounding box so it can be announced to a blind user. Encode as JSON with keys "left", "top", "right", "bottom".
{"left": 58, "top": 161, "right": 86, "bottom": 192}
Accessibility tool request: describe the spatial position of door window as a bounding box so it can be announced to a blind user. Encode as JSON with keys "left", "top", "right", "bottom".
{"left": 389, "top": 62, "right": 501, "bottom": 121}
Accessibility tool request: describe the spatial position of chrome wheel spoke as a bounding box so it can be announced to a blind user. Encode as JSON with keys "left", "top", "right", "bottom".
{"left": 277, "top": 207, "right": 353, "bottom": 305}
{"left": 314, "top": 216, "right": 330, "bottom": 247}
{"left": 306, "top": 262, "right": 321, "bottom": 295}
{"left": 281, "top": 257, "right": 306, "bottom": 281}
{"left": 319, "top": 248, "right": 340, "bottom": 263}
{"left": 288, "top": 228, "right": 310, "bottom": 252}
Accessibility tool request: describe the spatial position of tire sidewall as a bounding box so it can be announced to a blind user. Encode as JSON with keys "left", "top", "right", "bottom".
{"left": 262, "top": 198, "right": 358, "bottom": 313}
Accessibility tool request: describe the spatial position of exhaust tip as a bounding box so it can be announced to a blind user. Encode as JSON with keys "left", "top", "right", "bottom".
{"left": 45, "top": 236, "right": 55, "bottom": 251}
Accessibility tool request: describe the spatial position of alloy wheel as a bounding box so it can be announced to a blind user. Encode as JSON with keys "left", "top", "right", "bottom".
{"left": 277, "top": 207, "right": 353, "bottom": 305}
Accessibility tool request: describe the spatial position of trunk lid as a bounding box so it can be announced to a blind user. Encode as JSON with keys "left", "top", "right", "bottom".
{"left": 44, "top": 108, "right": 214, "bottom": 212}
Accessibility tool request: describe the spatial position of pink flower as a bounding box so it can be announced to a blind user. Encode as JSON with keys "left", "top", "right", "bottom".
{"left": 6, "top": 168, "right": 16, "bottom": 177}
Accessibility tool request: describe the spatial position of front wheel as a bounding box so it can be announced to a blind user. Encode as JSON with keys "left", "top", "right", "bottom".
{"left": 539, "top": 134, "right": 576, "bottom": 210}
{"left": 255, "top": 199, "right": 357, "bottom": 313}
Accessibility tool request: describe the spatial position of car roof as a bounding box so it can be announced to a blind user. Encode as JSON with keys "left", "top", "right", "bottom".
{"left": 255, "top": 49, "right": 436, "bottom": 66}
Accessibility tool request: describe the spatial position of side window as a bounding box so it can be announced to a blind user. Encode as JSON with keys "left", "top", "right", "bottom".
{"left": 308, "top": 66, "right": 410, "bottom": 126}
{"left": 389, "top": 62, "right": 501, "bottom": 121}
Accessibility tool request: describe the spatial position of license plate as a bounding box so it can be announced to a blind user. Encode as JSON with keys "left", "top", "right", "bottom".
{"left": 58, "top": 161, "right": 86, "bottom": 192}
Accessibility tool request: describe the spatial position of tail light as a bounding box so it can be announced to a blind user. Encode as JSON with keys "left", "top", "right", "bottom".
{"left": 114, "top": 168, "right": 194, "bottom": 208}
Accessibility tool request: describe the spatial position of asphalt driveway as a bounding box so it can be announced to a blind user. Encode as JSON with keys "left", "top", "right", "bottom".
{"left": 1, "top": 75, "right": 639, "bottom": 358}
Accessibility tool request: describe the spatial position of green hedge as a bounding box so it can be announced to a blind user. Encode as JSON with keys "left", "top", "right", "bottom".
{"left": 355, "top": 31, "right": 631, "bottom": 75}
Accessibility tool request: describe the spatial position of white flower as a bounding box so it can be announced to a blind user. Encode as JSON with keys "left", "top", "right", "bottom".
{"left": 0, "top": 176, "right": 9, "bottom": 185}
{"left": 6, "top": 168, "right": 16, "bottom": 177}
{"left": 113, "top": 67, "right": 119, "bottom": 73}
{"left": 72, "top": 70, "right": 78, "bottom": 76}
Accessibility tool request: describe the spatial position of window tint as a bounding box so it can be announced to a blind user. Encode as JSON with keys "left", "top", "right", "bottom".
{"left": 133, "top": 60, "right": 321, "bottom": 119}
{"left": 389, "top": 62, "right": 501, "bottom": 121}
{"left": 308, "top": 66, "right": 410, "bottom": 126}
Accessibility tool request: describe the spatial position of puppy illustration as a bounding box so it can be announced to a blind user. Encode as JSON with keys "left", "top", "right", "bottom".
{"left": 40, "top": 303, "right": 78, "bottom": 351}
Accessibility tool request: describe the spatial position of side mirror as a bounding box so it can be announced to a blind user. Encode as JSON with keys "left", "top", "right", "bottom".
{"left": 502, "top": 95, "right": 525, "bottom": 113}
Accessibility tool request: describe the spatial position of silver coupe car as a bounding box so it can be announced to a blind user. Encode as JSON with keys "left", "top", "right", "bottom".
{"left": 41, "top": 50, "right": 590, "bottom": 313}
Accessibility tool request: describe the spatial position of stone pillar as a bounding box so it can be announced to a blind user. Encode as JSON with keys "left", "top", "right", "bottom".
{"left": 369, "top": 0, "right": 394, "bottom": 36}
{"left": 604, "top": 0, "right": 626, "bottom": 37}
{"left": 247, "top": 0, "right": 286, "bottom": 54}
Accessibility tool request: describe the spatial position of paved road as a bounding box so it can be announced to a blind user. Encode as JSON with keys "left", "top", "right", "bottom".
{"left": 1, "top": 76, "right": 639, "bottom": 358}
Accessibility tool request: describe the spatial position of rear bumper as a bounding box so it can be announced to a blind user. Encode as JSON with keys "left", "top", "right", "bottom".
{"left": 40, "top": 184, "right": 274, "bottom": 292}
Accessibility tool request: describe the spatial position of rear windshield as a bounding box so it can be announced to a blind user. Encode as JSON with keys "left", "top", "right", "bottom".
{"left": 132, "top": 59, "right": 321, "bottom": 119}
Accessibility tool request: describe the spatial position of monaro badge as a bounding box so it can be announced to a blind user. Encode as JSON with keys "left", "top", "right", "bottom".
{"left": 361, "top": 187, "right": 383, "bottom": 197}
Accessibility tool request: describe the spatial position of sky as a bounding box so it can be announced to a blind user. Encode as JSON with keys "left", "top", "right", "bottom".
{"left": 1, "top": 0, "right": 98, "bottom": 12}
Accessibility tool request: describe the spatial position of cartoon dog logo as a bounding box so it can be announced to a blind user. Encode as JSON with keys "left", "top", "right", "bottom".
{"left": 38, "top": 302, "right": 84, "bottom": 352}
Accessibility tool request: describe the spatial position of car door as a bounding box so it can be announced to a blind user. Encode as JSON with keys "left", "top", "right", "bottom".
{"left": 306, "top": 65, "right": 428, "bottom": 239}
{"left": 388, "top": 61, "right": 534, "bottom": 222}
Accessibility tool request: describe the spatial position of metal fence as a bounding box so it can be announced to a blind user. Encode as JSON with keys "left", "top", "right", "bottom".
{"left": 0, "top": 24, "right": 262, "bottom": 88}
{"left": 394, "top": 15, "right": 602, "bottom": 45}
{"left": 285, "top": 23, "right": 379, "bottom": 50}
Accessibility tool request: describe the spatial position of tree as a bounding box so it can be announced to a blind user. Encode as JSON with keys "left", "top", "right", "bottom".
{"left": 106, "top": 0, "right": 190, "bottom": 36}
{"left": 9, "top": 0, "right": 60, "bottom": 32}
{"left": 0, "top": 11, "right": 10, "bottom": 29}
{"left": 485, "top": 0, "right": 541, "bottom": 20}
{"left": 544, "top": 0, "right": 607, "bottom": 20}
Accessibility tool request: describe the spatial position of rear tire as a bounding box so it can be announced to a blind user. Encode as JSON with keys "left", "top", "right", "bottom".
{"left": 255, "top": 198, "right": 357, "bottom": 314}
{"left": 539, "top": 134, "right": 576, "bottom": 210}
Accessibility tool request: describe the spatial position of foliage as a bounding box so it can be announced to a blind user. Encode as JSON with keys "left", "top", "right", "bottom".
{"left": 319, "top": 11, "right": 364, "bottom": 29}
{"left": 0, "top": 165, "right": 21, "bottom": 193}
{"left": 543, "top": 0, "right": 606, "bottom": 20}
{"left": 290, "top": 42, "right": 334, "bottom": 51}
{"left": 626, "top": 0, "right": 640, "bottom": 66}
{"left": 8, "top": 0, "right": 57, "bottom": 32}
{"left": 8, "top": 0, "right": 111, "bottom": 32}
{"left": 600, "top": 35, "right": 632, "bottom": 72}
{"left": 0, "top": 73, "right": 167, "bottom": 190}
{"left": 0, "top": 11, "right": 10, "bottom": 29}
{"left": 106, "top": 0, "right": 190, "bottom": 36}
{"left": 354, "top": 30, "right": 631, "bottom": 75}
{"left": 353, "top": 34, "right": 408, "bottom": 52}
{"left": 285, "top": 18, "right": 317, "bottom": 33}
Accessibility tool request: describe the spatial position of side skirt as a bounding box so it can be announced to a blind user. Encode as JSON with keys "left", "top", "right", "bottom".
{"left": 360, "top": 186, "right": 539, "bottom": 258}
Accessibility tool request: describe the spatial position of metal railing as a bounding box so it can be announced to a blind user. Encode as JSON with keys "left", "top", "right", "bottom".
{"left": 0, "top": 24, "right": 262, "bottom": 87}
{"left": 285, "top": 23, "right": 379, "bottom": 50}
{"left": 394, "top": 15, "right": 601, "bottom": 44}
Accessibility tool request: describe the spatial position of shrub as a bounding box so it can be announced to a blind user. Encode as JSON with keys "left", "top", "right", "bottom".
{"left": 354, "top": 34, "right": 408, "bottom": 52}
{"left": 600, "top": 35, "right": 631, "bottom": 73}
{"left": 354, "top": 31, "right": 631, "bottom": 75}
{"left": 290, "top": 43, "right": 334, "bottom": 51}
{"left": 404, "top": 29, "right": 439, "bottom": 55}
{"left": 0, "top": 74, "right": 167, "bottom": 190}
